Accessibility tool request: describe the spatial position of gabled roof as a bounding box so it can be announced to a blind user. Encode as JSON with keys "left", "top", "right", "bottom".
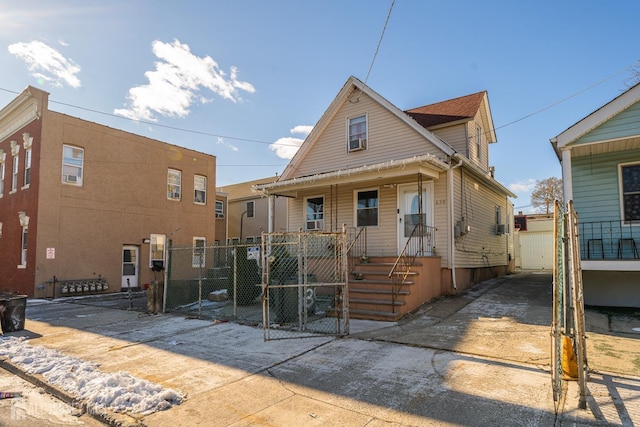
{"left": 217, "top": 176, "right": 278, "bottom": 200}
{"left": 551, "top": 82, "right": 640, "bottom": 158}
{"left": 405, "top": 91, "right": 487, "bottom": 128}
{"left": 279, "top": 76, "right": 456, "bottom": 181}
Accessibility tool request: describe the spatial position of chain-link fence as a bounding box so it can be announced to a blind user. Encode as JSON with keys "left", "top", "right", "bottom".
{"left": 164, "top": 229, "right": 349, "bottom": 340}
{"left": 262, "top": 230, "right": 349, "bottom": 340}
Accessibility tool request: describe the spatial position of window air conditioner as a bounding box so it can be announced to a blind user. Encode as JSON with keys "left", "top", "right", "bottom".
{"left": 64, "top": 174, "right": 78, "bottom": 183}
{"left": 496, "top": 224, "right": 507, "bottom": 235}
{"left": 349, "top": 138, "right": 366, "bottom": 151}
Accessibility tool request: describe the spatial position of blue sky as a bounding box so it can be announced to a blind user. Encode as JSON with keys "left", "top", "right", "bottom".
{"left": 1, "top": 1, "right": 639, "bottom": 212}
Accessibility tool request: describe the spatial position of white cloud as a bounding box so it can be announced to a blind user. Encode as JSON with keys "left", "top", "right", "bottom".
{"left": 508, "top": 178, "right": 537, "bottom": 194}
{"left": 114, "top": 39, "right": 255, "bottom": 121}
{"left": 269, "top": 125, "right": 313, "bottom": 160}
{"left": 8, "top": 40, "right": 81, "bottom": 88}
{"left": 216, "top": 137, "right": 239, "bottom": 152}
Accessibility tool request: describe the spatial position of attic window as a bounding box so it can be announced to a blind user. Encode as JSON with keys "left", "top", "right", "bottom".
{"left": 348, "top": 115, "right": 367, "bottom": 152}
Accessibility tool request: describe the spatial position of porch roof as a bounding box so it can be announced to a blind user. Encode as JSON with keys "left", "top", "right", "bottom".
{"left": 253, "top": 154, "right": 450, "bottom": 197}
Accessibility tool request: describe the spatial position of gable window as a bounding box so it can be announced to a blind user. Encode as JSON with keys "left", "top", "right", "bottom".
{"left": 348, "top": 115, "right": 367, "bottom": 152}
{"left": 11, "top": 156, "right": 18, "bottom": 192}
{"left": 621, "top": 163, "right": 640, "bottom": 221}
{"left": 193, "top": 237, "right": 206, "bottom": 268}
{"left": 62, "top": 145, "right": 84, "bottom": 185}
{"left": 356, "top": 189, "right": 379, "bottom": 227}
{"left": 150, "top": 234, "right": 166, "bottom": 269}
{"left": 167, "top": 169, "right": 181, "bottom": 200}
{"left": 215, "top": 200, "right": 225, "bottom": 218}
{"left": 24, "top": 148, "right": 31, "bottom": 187}
{"left": 194, "top": 175, "right": 207, "bottom": 204}
{"left": 305, "top": 196, "right": 324, "bottom": 230}
{"left": 246, "top": 201, "right": 255, "bottom": 218}
{"left": 476, "top": 125, "right": 482, "bottom": 161}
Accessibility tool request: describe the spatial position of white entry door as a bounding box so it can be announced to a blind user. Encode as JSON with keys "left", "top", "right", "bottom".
{"left": 398, "top": 182, "right": 434, "bottom": 256}
{"left": 122, "top": 245, "right": 139, "bottom": 289}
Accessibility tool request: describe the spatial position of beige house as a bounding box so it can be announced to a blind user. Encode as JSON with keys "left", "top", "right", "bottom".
{"left": 217, "top": 176, "right": 287, "bottom": 242}
{"left": 0, "top": 86, "right": 217, "bottom": 297}
{"left": 514, "top": 213, "right": 554, "bottom": 270}
{"left": 256, "top": 76, "right": 515, "bottom": 320}
{"left": 215, "top": 191, "right": 228, "bottom": 244}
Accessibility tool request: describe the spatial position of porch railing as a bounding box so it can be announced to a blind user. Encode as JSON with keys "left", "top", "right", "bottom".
{"left": 346, "top": 227, "right": 367, "bottom": 273}
{"left": 579, "top": 220, "right": 639, "bottom": 260}
{"left": 388, "top": 224, "right": 436, "bottom": 312}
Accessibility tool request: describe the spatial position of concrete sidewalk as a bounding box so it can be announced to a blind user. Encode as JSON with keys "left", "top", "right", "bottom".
{"left": 2, "top": 271, "right": 640, "bottom": 426}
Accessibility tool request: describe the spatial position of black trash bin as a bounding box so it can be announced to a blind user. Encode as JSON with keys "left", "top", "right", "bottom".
{"left": 0, "top": 294, "right": 27, "bottom": 333}
{"left": 270, "top": 274, "right": 316, "bottom": 322}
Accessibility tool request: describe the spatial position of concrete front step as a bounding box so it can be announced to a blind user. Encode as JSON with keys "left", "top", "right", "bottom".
{"left": 349, "top": 308, "right": 404, "bottom": 321}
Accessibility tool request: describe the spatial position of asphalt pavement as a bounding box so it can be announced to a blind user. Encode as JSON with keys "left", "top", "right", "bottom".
{"left": 1, "top": 270, "right": 639, "bottom": 426}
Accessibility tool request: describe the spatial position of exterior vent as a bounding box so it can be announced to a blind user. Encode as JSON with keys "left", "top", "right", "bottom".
{"left": 349, "top": 138, "right": 366, "bottom": 152}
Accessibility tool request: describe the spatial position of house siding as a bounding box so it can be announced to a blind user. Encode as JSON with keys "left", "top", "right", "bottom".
{"left": 575, "top": 101, "right": 640, "bottom": 144}
{"left": 291, "top": 93, "right": 444, "bottom": 179}
{"left": 431, "top": 124, "right": 467, "bottom": 157}
{"left": 571, "top": 148, "right": 640, "bottom": 223}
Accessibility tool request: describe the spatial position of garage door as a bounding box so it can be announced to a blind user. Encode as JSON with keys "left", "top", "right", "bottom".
{"left": 520, "top": 231, "right": 554, "bottom": 270}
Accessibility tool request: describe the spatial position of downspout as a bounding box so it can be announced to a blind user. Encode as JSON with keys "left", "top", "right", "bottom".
{"left": 448, "top": 155, "right": 463, "bottom": 290}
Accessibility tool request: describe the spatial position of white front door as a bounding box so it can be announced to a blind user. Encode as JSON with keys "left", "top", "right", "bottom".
{"left": 398, "top": 182, "right": 434, "bottom": 256}
{"left": 122, "top": 245, "right": 139, "bottom": 289}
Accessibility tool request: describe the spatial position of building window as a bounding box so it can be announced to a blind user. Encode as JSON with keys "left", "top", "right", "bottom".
{"left": 194, "top": 175, "right": 207, "bottom": 205}
{"left": 193, "top": 237, "right": 206, "bottom": 268}
{"left": 356, "top": 189, "right": 378, "bottom": 227}
{"left": 348, "top": 115, "right": 367, "bottom": 152}
{"left": 150, "top": 234, "right": 166, "bottom": 269}
{"left": 246, "top": 201, "right": 255, "bottom": 218}
{"left": 62, "top": 145, "right": 84, "bottom": 185}
{"left": 305, "top": 196, "right": 324, "bottom": 230}
{"left": 476, "top": 125, "right": 482, "bottom": 161}
{"left": 11, "top": 156, "right": 18, "bottom": 192}
{"left": 167, "top": 169, "right": 181, "bottom": 200}
{"left": 621, "top": 163, "right": 640, "bottom": 221}
{"left": 23, "top": 148, "right": 31, "bottom": 187}
{"left": 496, "top": 206, "right": 502, "bottom": 225}
{"left": 20, "top": 225, "right": 28, "bottom": 267}
{"left": 215, "top": 200, "right": 225, "bottom": 218}
{"left": 0, "top": 159, "right": 5, "bottom": 198}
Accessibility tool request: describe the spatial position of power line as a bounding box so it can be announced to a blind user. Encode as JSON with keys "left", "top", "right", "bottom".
{"left": 365, "top": 0, "right": 395, "bottom": 84}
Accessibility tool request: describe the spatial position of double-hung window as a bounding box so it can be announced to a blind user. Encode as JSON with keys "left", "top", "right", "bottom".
{"left": 11, "top": 156, "right": 18, "bottom": 192}
{"left": 476, "top": 125, "right": 482, "bottom": 161}
{"left": 621, "top": 163, "right": 640, "bottom": 221}
{"left": 0, "top": 157, "right": 5, "bottom": 198}
{"left": 167, "top": 169, "right": 181, "bottom": 200}
{"left": 24, "top": 148, "right": 31, "bottom": 187}
{"left": 20, "top": 225, "right": 28, "bottom": 267}
{"left": 348, "top": 115, "right": 367, "bottom": 152}
{"left": 62, "top": 145, "right": 84, "bottom": 185}
{"left": 305, "top": 196, "right": 324, "bottom": 230}
{"left": 356, "top": 189, "right": 379, "bottom": 227}
{"left": 150, "top": 234, "right": 166, "bottom": 269}
{"left": 215, "top": 200, "right": 224, "bottom": 218}
{"left": 193, "top": 237, "right": 206, "bottom": 268}
{"left": 246, "top": 201, "right": 255, "bottom": 218}
{"left": 194, "top": 175, "right": 207, "bottom": 204}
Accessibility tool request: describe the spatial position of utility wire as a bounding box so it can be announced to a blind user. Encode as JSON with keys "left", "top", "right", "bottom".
{"left": 365, "top": 0, "right": 395, "bottom": 84}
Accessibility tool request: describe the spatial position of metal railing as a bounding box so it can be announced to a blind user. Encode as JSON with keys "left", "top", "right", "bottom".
{"left": 579, "top": 219, "right": 639, "bottom": 260}
{"left": 388, "top": 224, "right": 436, "bottom": 312}
{"left": 346, "top": 227, "right": 367, "bottom": 272}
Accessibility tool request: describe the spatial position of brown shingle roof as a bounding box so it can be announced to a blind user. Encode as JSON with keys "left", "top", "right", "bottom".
{"left": 405, "top": 91, "right": 486, "bottom": 129}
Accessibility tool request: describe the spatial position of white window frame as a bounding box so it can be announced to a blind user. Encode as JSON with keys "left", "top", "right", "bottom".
{"left": 62, "top": 145, "right": 84, "bottom": 186}
{"left": 476, "top": 125, "right": 482, "bottom": 161}
{"left": 348, "top": 114, "right": 367, "bottom": 152}
{"left": 149, "top": 234, "right": 166, "bottom": 268}
{"left": 192, "top": 237, "right": 206, "bottom": 268}
{"left": 167, "top": 169, "right": 182, "bottom": 200}
{"left": 20, "top": 225, "right": 28, "bottom": 268}
{"left": 355, "top": 188, "right": 379, "bottom": 227}
{"left": 305, "top": 195, "right": 324, "bottom": 230}
{"left": 619, "top": 162, "right": 640, "bottom": 222}
{"left": 11, "top": 155, "right": 18, "bottom": 193}
{"left": 0, "top": 160, "right": 5, "bottom": 198}
{"left": 246, "top": 201, "right": 255, "bottom": 218}
{"left": 23, "top": 148, "right": 31, "bottom": 188}
{"left": 194, "top": 174, "right": 207, "bottom": 205}
{"left": 215, "top": 200, "right": 225, "bottom": 218}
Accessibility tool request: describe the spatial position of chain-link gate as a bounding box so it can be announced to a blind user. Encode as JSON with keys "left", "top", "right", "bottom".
{"left": 552, "top": 200, "right": 588, "bottom": 410}
{"left": 262, "top": 229, "right": 349, "bottom": 340}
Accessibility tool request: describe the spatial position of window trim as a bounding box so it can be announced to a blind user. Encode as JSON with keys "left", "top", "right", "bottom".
{"left": 22, "top": 148, "right": 31, "bottom": 189}
{"left": 304, "top": 195, "right": 324, "bottom": 231}
{"left": 348, "top": 114, "right": 368, "bottom": 152}
{"left": 354, "top": 187, "right": 379, "bottom": 227}
{"left": 19, "top": 225, "right": 28, "bottom": 268}
{"left": 476, "top": 124, "right": 482, "bottom": 161}
{"left": 62, "top": 144, "right": 84, "bottom": 186}
{"left": 215, "top": 200, "right": 225, "bottom": 218}
{"left": 0, "top": 160, "right": 5, "bottom": 198}
{"left": 149, "top": 234, "right": 166, "bottom": 268}
{"left": 11, "top": 155, "right": 18, "bottom": 193}
{"left": 246, "top": 201, "right": 255, "bottom": 218}
{"left": 194, "top": 174, "right": 207, "bottom": 205}
{"left": 619, "top": 161, "right": 640, "bottom": 223}
{"left": 167, "top": 168, "right": 182, "bottom": 201}
{"left": 192, "top": 237, "right": 206, "bottom": 268}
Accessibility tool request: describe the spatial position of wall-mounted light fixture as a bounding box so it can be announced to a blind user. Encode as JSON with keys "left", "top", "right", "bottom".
{"left": 142, "top": 238, "right": 151, "bottom": 244}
